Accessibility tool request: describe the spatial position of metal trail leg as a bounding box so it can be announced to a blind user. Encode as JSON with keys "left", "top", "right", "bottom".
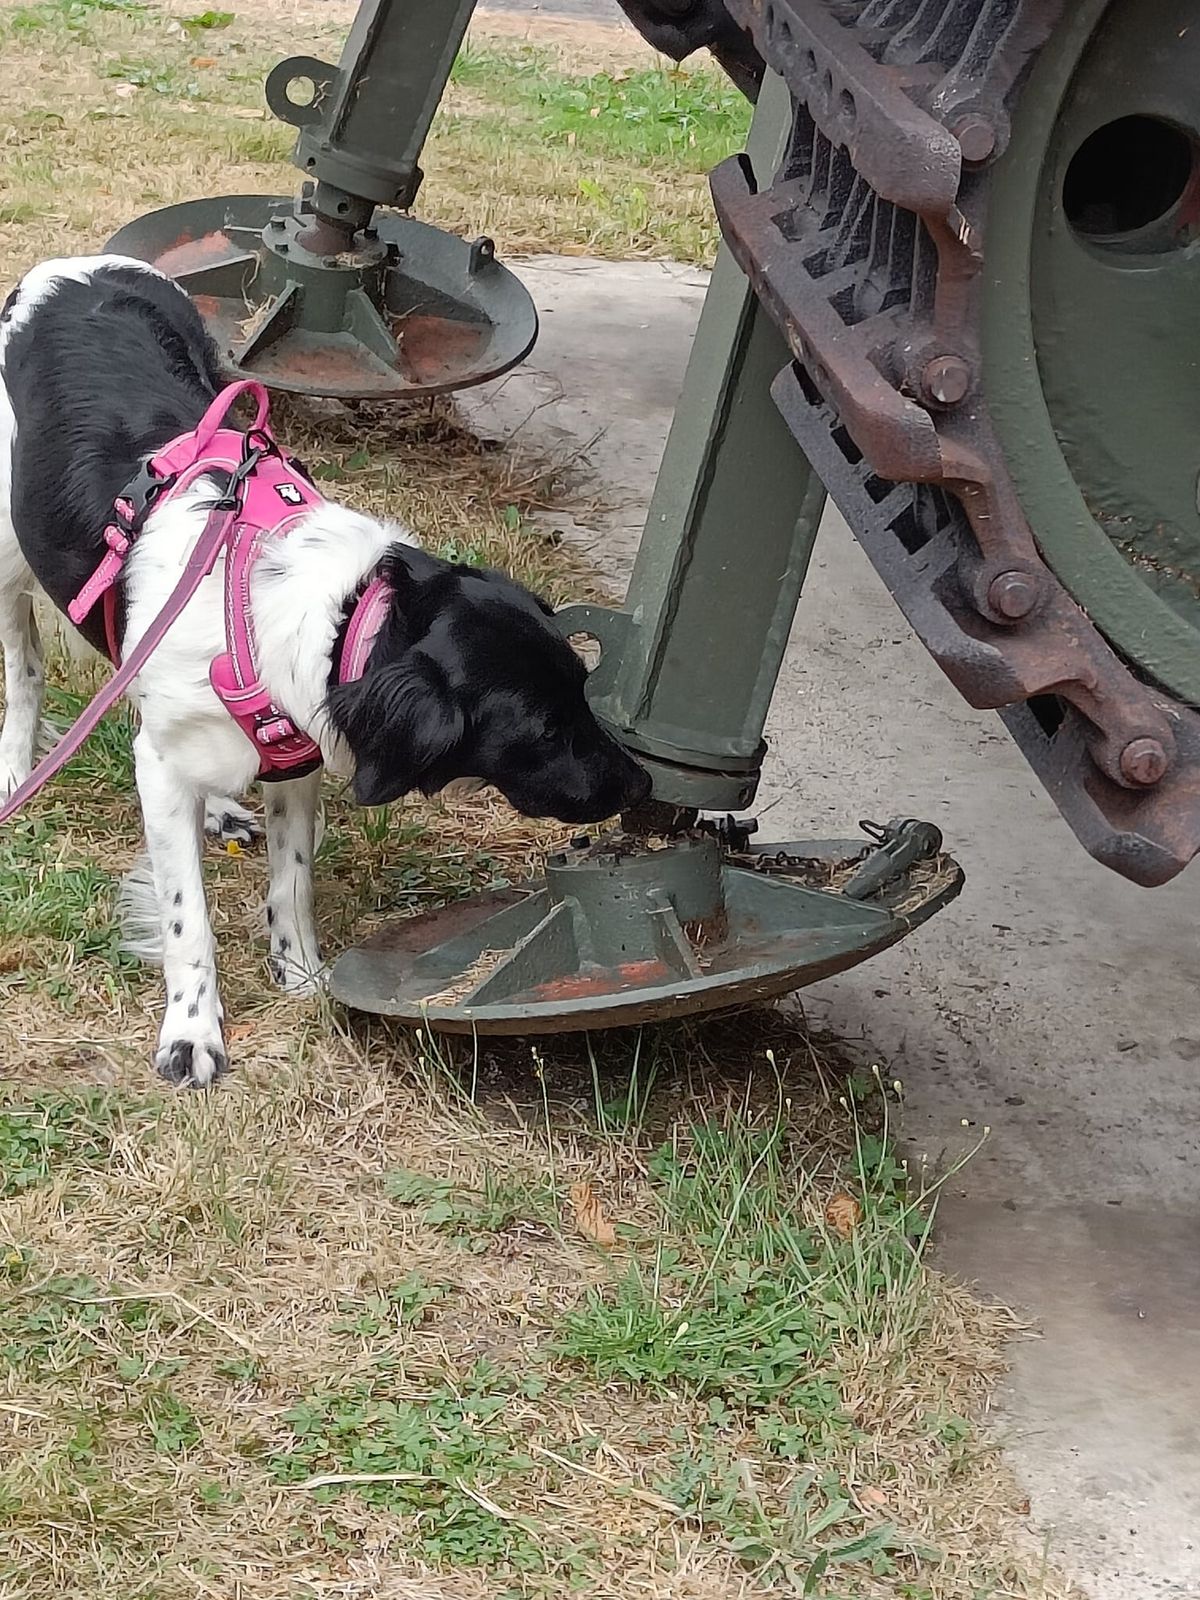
{"left": 266, "top": 0, "right": 479, "bottom": 244}
{"left": 105, "top": 0, "right": 537, "bottom": 398}
{"left": 559, "top": 72, "right": 824, "bottom": 812}
{"left": 326, "top": 76, "right": 963, "bottom": 1035}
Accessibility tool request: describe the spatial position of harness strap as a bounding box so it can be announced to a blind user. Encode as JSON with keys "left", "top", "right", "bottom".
{"left": 0, "top": 503, "right": 238, "bottom": 827}
{"left": 67, "top": 500, "right": 134, "bottom": 663}
{"left": 209, "top": 509, "right": 322, "bottom": 777}
{"left": 66, "top": 379, "right": 272, "bottom": 661}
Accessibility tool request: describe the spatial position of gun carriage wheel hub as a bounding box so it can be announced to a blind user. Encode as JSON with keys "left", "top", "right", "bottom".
{"left": 987, "top": 0, "right": 1200, "bottom": 707}
{"left": 706, "top": 0, "right": 1200, "bottom": 886}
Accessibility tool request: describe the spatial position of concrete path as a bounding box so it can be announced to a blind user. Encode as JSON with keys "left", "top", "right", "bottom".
{"left": 459, "top": 255, "right": 1200, "bottom": 1600}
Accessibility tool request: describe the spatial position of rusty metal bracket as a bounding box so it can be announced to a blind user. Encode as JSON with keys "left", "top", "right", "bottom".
{"left": 711, "top": 0, "right": 1200, "bottom": 886}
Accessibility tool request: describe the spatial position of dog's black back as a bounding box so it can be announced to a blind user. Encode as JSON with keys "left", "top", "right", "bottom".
{"left": 1, "top": 260, "right": 222, "bottom": 656}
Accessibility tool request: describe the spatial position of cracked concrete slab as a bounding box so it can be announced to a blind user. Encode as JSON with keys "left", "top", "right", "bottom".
{"left": 459, "top": 253, "right": 1200, "bottom": 1600}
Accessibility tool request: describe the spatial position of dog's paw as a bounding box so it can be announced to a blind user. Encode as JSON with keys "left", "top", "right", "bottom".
{"left": 269, "top": 944, "right": 325, "bottom": 996}
{"left": 155, "top": 1034, "right": 227, "bottom": 1089}
{"left": 0, "top": 755, "right": 33, "bottom": 801}
{"left": 204, "top": 795, "right": 263, "bottom": 848}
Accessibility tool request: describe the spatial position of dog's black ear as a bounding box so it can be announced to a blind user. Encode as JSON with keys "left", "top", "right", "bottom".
{"left": 328, "top": 654, "right": 465, "bottom": 806}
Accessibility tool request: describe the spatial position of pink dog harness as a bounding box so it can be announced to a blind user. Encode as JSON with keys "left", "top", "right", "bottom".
{"left": 0, "top": 380, "right": 391, "bottom": 822}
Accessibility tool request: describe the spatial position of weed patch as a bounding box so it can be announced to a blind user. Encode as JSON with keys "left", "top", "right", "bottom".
{"left": 385, "top": 1164, "right": 560, "bottom": 1240}
{"left": 272, "top": 1363, "right": 583, "bottom": 1577}
{"left": 0, "top": 1089, "right": 138, "bottom": 1197}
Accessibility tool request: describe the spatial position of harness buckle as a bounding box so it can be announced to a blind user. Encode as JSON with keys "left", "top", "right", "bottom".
{"left": 116, "top": 459, "right": 179, "bottom": 534}
{"left": 213, "top": 444, "right": 267, "bottom": 512}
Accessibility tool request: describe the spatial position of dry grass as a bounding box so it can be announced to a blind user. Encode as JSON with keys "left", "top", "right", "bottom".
{"left": 0, "top": 3, "right": 1075, "bottom": 1598}
{"left": 1, "top": 1016, "right": 1062, "bottom": 1600}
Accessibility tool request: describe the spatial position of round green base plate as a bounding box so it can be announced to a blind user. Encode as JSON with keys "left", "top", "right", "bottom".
{"left": 106, "top": 195, "right": 538, "bottom": 400}
{"left": 328, "top": 838, "right": 962, "bottom": 1035}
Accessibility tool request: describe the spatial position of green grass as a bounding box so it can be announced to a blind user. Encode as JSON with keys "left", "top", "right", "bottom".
{"left": 6, "top": 0, "right": 149, "bottom": 38}
{"left": 332, "top": 1272, "right": 448, "bottom": 1338}
{"left": 0, "top": 1265, "right": 180, "bottom": 1375}
{"left": 271, "top": 1362, "right": 585, "bottom": 1579}
{"left": 101, "top": 56, "right": 204, "bottom": 98}
{"left": 384, "top": 1164, "right": 560, "bottom": 1239}
{"left": 0, "top": 1035, "right": 1047, "bottom": 1600}
{"left": 451, "top": 44, "right": 750, "bottom": 171}
{"left": 0, "top": 822, "right": 137, "bottom": 991}
{"left": 653, "top": 1440, "right": 921, "bottom": 1589}
{"left": 0, "top": 1088, "right": 138, "bottom": 1197}
{"left": 542, "top": 1093, "right": 950, "bottom": 1583}
{"left": 43, "top": 684, "right": 136, "bottom": 791}
{"left": 556, "top": 1099, "right": 922, "bottom": 1429}
{"left": 0, "top": 0, "right": 745, "bottom": 266}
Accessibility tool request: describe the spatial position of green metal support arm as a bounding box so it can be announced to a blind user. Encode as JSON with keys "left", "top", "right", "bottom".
{"left": 559, "top": 73, "right": 825, "bottom": 812}
{"left": 106, "top": 0, "right": 536, "bottom": 400}
{"left": 266, "top": 0, "right": 478, "bottom": 242}
{"left": 326, "top": 68, "right": 963, "bottom": 1031}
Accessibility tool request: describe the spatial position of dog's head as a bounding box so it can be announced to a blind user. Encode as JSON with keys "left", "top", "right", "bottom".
{"left": 327, "top": 546, "right": 651, "bottom": 824}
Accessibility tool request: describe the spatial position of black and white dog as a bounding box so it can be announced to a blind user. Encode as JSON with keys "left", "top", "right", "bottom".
{"left": 0, "top": 256, "right": 649, "bottom": 1086}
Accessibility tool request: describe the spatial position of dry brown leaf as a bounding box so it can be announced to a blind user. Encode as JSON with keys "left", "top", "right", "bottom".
{"left": 860, "top": 1486, "right": 889, "bottom": 1510}
{"left": 825, "top": 1191, "right": 863, "bottom": 1239}
{"left": 569, "top": 1180, "right": 616, "bottom": 1247}
{"left": 190, "top": 55, "right": 218, "bottom": 67}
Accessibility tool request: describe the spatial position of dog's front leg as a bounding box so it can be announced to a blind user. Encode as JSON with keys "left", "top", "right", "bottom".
{"left": 263, "top": 769, "right": 322, "bottom": 993}
{"left": 0, "top": 590, "right": 45, "bottom": 798}
{"left": 134, "top": 730, "right": 226, "bottom": 1087}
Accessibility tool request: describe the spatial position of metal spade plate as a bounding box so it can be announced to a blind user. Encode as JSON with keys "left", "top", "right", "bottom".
{"left": 106, "top": 195, "right": 538, "bottom": 399}
{"left": 329, "top": 840, "right": 963, "bottom": 1034}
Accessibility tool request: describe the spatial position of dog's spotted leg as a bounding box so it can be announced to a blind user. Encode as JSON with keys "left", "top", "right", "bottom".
{"left": 134, "top": 729, "right": 226, "bottom": 1087}
{"left": 0, "top": 588, "right": 44, "bottom": 800}
{"left": 203, "top": 794, "right": 263, "bottom": 848}
{"left": 263, "top": 769, "right": 322, "bottom": 994}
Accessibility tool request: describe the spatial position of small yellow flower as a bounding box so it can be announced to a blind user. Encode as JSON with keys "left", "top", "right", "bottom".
{"left": 226, "top": 839, "right": 242, "bottom": 856}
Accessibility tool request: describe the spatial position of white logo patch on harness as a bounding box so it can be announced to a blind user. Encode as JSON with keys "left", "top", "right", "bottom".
{"left": 275, "top": 481, "right": 305, "bottom": 506}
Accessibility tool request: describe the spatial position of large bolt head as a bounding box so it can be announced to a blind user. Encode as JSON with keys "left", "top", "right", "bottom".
{"left": 987, "top": 570, "right": 1040, "bottom": 620}
{"left": 1119, "top": 737, "right": 1170, "bottom": 787}
{"left": 922, "top": 353, "right": 972, "bottom": 405}
{"left": 952, "top": 114, "right": 997, "bottom": 165}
